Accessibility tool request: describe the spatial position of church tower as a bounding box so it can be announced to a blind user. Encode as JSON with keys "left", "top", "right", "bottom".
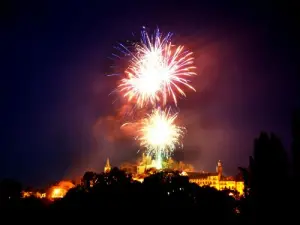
{"left": 104, "top": 158, "right": 111, "bottom": 173}
{"left": 216, "top": 160, "right": 223, "bottom": 180}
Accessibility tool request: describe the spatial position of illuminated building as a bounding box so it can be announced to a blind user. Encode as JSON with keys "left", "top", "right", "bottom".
{"left": 186, "top": 160, "right": 244, "bottom": 195}
{"left": 50, "top": 187, "right": 66, "bottom": 199}
{"left": 21, "top": 191, "right": 32, "bottom": 198}
{"left": 103, "top": 157, "right": 244, "bottom": 195}
{"left": 104, "top": 158, "right": 111, "bottom": 173}
{"left": 48, "top": 181, "right": 75, "bottom": 199}
{"left": 137, "top": 153, "right": 157, "bottom": 174}
{"left": 37, "top": 192, "right": 46, "bottom": 198}
{"left": 21, "top": 191, "right": 46, "bottom": 199}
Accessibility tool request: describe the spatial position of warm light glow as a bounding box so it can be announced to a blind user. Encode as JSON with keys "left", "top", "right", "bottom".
{"left": 21, "top": 191, "right": 46, "bottom": 199}
{"left": 118, "top": 28, "right": 196, "bottom": 108}
{"left": 51, "top": 187, "right": 66, "bottom": 199}
{"left": 180, "top": 171, "right": 188, "bottom": 176}
{"left": 138, "top": 108, "right": 185, "bottom": 168}
{"left": 49, "top": 181, "right": 75, "bottom": 199}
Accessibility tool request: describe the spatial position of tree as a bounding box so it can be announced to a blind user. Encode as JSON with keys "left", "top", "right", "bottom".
{"left": 251, "top": 133, "right": 288, "bottom": 195}
{"left": 292, "top": 109, "right": 300, "bottom": 179}
{"left": 238, "top": 166, "right": 250, "bottom": 196}
{"left": 107, "top": 167, "right": 132, "bottom": 185}
{"left": 0, "top": 179, "right": 22, "bottom": 207}
{"left": 82, "top": 171, "right": 97, "bottom": 188}
{"left": 247, "top": 132, "right": 289, "bottom": 221}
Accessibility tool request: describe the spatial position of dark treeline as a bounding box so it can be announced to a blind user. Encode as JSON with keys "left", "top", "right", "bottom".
{"left": 0, "top": 110, "right": 299, "bottom": 223}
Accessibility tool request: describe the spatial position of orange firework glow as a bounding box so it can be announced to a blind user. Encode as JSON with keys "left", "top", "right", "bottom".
{"left": 138, "top": 108, "right": 185, "bottom": 168}
{"left": 49, "top": 181, "right": 74, "bottom": 199}
{"left": 51, "top": 187, "right": 66, "bottom": 199}
{"left": 118, "top": 29, "right": 196, "bottom": 108}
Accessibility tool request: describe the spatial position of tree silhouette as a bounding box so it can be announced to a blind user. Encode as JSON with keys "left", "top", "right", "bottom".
{"left": 0, "top": 179, "right": 22, "bottom": 208}
{"left": 292, "top": 109, "right": 300, "bottom": 180}
{"left": 106, "top": 167, "right": 132, "bottom": 185}
{"left": 242, "top": 132, "right": 289, "bottom": 222}
{"left": 252, "top": 133, "right": 287, "bottom": 193}
{"left": 238, "top": 165, "right": 250, "bottom": 196}
{"left": 82, "top": 171, "right": 97, "bottom": 188}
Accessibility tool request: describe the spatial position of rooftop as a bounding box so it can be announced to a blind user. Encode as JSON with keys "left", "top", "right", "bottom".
{"left": 187, "top": 172, "right": 218, "bottom": 179}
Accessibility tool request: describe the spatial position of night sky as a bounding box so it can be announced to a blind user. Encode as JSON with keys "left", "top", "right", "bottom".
{"left": 2, "top": 0, "right": 299, "bottom": 187}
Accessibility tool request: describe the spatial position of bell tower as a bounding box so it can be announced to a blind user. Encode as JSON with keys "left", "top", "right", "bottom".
{"left": 216, "top": 160, "right": 223, "bottom": 180}
{"left": 104, "top": 158, "right": 111, "bottom": 173}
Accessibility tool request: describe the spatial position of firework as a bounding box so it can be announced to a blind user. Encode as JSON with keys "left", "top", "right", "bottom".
{"left": 137, "top": 108, "right": 185, "bottom": 169}
{"left": 118, "top": 28, "right": 196, "bottom": 108}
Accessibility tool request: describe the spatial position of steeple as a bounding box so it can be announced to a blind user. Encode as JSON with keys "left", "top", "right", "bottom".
{"left": 104, "top": 158, "right": 111, "bottom": 173}
{"left": 216, "top": 160, "right": 223, "bottom": 180}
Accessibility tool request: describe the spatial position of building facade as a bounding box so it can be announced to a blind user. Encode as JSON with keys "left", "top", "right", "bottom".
{"left": 137, "top": 153, "right": 157, "bottom": 174}
{"left": 187, "top": 160, "right": 244, "bottom": 195}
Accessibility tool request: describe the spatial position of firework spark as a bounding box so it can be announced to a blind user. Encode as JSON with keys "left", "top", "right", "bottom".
{"left": 137, "top": 107, "right": 185, "bottom": 169}
{"left": 118, "top": 28, "right": 196, "bottom": 108}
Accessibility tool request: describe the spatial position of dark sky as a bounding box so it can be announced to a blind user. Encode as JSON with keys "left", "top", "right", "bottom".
{"left": 1, "top": 0, "right": 299, "bottom": 187}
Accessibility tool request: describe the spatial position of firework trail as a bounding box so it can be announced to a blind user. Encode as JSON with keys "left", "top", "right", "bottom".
{"left": 117, "top": 28, "right": 196, "bottom": 108}
{"left": 137, "top": 107, "right": 185, "bottom": 169}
